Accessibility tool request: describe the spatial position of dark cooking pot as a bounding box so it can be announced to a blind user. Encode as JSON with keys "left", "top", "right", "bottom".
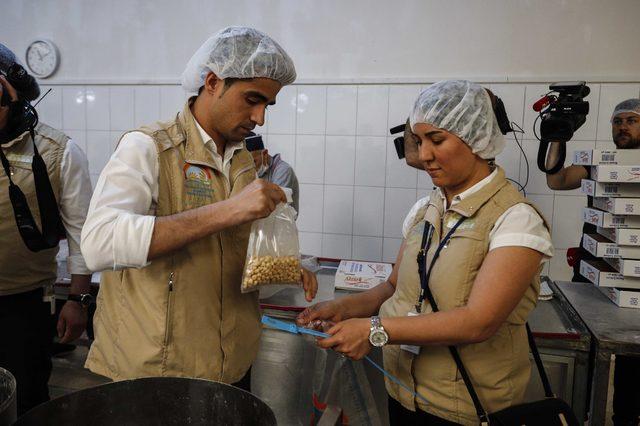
{"left": 16, "top": 377, "right": 276, "bottom": 426}
{"left": 0, "top": 367, "right": 16, "bottom": 426}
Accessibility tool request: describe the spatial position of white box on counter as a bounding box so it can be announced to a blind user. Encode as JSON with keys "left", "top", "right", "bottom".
{"left": 582, "top": 207, "right": 640, "bottom": 228}
{"left": 574, "top": 149, "right": 640, "bottom": 165}
{"left": 581, "top": 179, "right": 640, "bottom": 198}
{"left": 596, "top": 226, "right": 640, "bottom": 246}
{"left": 604, "top": 257, "right": 640, "bottom": 277}
{"left": 598, "top": 287, "right": 640, "bottom": 309}
{"left": 582, "top": 233, "right": 640, "bottom": 259}
{"left": 334, "top": 260, "right": 392, "bottom": 291}
{"left": 579, "top": 259, "right": 640, "bottom": 289}
{"left": 592, "top": 197, "right": 640, "bottom": 215}
{"left": 591, "top": 165, "right": 640, "bottom": 183}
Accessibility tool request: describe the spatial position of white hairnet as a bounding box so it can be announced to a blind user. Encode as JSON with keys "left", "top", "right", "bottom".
{"left": 181, "top": 26, "right": 296, "bottom": 92}
{"left": 611, "top": 98, "right": 640, "bottom": 122}
{"left": 410, "top": 80, "right": 505, "bottom": 159}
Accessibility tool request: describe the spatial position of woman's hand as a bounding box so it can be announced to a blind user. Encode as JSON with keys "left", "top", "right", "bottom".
{"left": 296, "top": 298, "right": 348, "bottom": 328}
{"left": 317, "top": 318, "right": 372, "bottom": 361}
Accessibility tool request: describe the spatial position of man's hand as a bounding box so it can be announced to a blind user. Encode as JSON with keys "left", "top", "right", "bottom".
{"left": 57, "top": 301, "right": 88, "bottom": 343}
{"left": 301, "top": 267, "right": 318, "bottom": 302}
{"left": 229, "top": 179, "right": 286, "bottom": 224}
{"left": 0, "top": 75, "right": 18, "bottom": 130}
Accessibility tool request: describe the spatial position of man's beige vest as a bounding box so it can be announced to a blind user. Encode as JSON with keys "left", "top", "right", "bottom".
{"left": 86, "top": 102, "right": 259, "bottom": 383}
{"left": 380, "top": 168, "right": 549, "bottom": 425}
{"left": 0, "top": 123, "right": 67, "bottom": 296}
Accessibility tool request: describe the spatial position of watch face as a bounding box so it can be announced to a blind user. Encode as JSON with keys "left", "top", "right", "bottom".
{"left": 26, "top": 40, "right": 59, "bottom": 78}
{"left": 370, "top": 330, "right": 389, "bottom": 347}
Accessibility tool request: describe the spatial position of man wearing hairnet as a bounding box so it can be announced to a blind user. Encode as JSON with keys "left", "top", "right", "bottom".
{"left": 298, "top": 80, "right": 552, "bottom": 424}
{"left": 81, "top": 27, "right": 317, "bottom": 390}
{"left": 546, "top": 98, "right": 640, "bottom": 426}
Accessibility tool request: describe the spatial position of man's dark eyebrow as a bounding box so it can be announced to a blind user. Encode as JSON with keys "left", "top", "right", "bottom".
{"left": 424, "top": 130, "right": 443, "bottom": 137}
{"left": 246, "top": 90, "right": 276, "bottom": 106}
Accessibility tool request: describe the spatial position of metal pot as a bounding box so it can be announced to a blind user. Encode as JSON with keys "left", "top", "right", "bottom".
{"left": 16, "top": 377, "right": 276, "bottom": 426}
{"left": 0, "top": 367, "right": 16, "bottom": 426}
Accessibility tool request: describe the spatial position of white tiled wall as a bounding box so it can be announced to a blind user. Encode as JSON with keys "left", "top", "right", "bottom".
{"left": 36, "top": 82, "right": 640, "bottom": 280}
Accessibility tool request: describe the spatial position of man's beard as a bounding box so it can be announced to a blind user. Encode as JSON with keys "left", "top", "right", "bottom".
{"left": 614, "top": 132, "right": 640, "bottom": 149}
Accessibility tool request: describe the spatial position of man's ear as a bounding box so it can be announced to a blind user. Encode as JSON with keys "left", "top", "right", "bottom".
{"left": 203, "top": 72, "right": 223, "bottom": 95}
{"left": 263, "top": 149, "right": 269, "bottom": 156}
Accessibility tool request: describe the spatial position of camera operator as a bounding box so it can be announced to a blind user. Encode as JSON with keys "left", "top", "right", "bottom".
{"left": 0, "top": 53, "right": 93, "bottom": 414}
{"left": 545, "top": 98, "right": 640, "bottom": 426}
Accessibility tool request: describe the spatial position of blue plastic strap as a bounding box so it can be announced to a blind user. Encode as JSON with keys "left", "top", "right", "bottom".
{"left": 261, "top": 315, "right": 429, "bottom": 406}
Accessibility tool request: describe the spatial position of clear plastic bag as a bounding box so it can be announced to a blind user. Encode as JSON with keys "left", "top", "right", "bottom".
{"left": 241, "top": 197, "right": 302, "bottom": 293}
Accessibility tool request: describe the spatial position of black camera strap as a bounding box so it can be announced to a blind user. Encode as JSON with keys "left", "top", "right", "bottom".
{"left": 0, "top": 126, "right": 65, "bottom": 252}
{"left": 417, "top": 221, "right": 555, "bottom": 423}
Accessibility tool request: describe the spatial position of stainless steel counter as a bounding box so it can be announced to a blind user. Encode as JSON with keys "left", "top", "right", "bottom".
{"left": 554, "top": 281, "right": 640, "bottom": 426}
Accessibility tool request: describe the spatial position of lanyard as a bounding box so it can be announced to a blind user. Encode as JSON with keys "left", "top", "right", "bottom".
{"left": 415, "top": 216, "right": 466, "bottom": 313}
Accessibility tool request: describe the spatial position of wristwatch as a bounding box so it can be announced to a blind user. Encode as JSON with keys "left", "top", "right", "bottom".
{"left": 68, "top": 293, "right": 94, "bottom": 308}
{"left": 368, "top": 316, "right": 389, "bottom": 347}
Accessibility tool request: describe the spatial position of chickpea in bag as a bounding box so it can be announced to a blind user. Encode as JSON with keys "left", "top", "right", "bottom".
{"left": 241, "top": 188, "right": 302, "bottom": 292}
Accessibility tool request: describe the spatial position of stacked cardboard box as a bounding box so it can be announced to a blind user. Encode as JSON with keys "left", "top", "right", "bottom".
{"left": 575, "top": 149, "right": 640, "bottom": 309}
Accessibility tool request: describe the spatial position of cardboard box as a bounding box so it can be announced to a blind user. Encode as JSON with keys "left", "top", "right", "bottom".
{"left": 582, "top": 233, "right": 640, "bottom": 259}
{"left": 597, "top": 226, "right": 640, "bottom": 246}
{"left": 334, "top": 260, "right": 392, "bottom": 291}
{"left": 573, "top": 149, "right": 640, "bottom": 166}
{"left": 579, "top": 259, "right": 640, "bottom": 289}
{"left": 582, "top": 207, "right": 640, "bottom": 229}
{"left": 580, "top": 179, "right": 640, "bottom": 198}
{"left": 591, "top": 165, "right": 640, "bottom": 183}
{"left": 592, "top": 196, "right": 640, "bottom": 215}
{"left": 604, "top": 257, "right": 640, "bottom": 277}
{"left": 598, "top": 287, "right": 640, "bottom": 309}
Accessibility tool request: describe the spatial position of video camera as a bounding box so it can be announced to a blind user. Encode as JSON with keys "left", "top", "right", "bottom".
{"left": 533, "top": 81, "right": 590, "bottom": 174}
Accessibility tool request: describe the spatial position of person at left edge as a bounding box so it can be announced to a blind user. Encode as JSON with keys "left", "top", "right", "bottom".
{"left": 80, "top": 27, "right": 318, "bottom": 391}
{"left": 0, "top": 71, "right": 92, "bottom": 414}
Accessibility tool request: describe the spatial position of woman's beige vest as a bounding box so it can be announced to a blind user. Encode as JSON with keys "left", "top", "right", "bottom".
{"left": 380, "top": 168, "right": 549, "bottom": 425}
{"left": 86, "top": 102, "right": 259, "bottom": 383}
{"left": 0, "top": 123, "right": 67, "bottom": 295}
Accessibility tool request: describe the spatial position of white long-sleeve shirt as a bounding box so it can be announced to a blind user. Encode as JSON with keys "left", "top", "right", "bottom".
{"left": 59, "top": 140, "right": 93, "bottom": 275}
{"left": 81, "top": 120, "right": 244, "bottom": 272}
{"left": 402, "top": 168, "right": 554, "bottom": 260}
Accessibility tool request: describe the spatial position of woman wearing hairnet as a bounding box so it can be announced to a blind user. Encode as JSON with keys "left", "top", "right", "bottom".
{"left": 298, "top": 80, "right": 553, "bottom": 425}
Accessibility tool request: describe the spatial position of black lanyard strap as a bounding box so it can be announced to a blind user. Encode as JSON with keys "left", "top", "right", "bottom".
{"left": 416, "top": 215, "right": 466, "bottom": 313}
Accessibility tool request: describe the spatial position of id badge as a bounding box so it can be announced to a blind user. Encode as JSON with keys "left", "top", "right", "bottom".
{"left": 400, "top": 311, "right": 421, "bottom": 355}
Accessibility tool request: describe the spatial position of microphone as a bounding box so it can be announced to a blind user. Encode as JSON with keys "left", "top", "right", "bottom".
{"left": 533, "top": 95, "right": 552, "bottom": 113}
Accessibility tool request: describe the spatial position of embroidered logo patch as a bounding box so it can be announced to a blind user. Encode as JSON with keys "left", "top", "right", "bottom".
{"left": 184, "top": 163, "right": 214, "bottom": 208}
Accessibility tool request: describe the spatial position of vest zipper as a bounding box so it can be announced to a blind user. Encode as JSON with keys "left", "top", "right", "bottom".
{"left": 162, "top": 270, "right": 175, "bottom": 366}
{"left": 218, "top": 235, "right": 225, "bottom": 381}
